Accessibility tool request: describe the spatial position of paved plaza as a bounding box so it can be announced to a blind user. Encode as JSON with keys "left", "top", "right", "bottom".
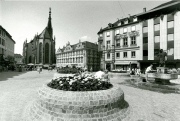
{"left": 0, "top": 70, "right": 180, "bottom": 121}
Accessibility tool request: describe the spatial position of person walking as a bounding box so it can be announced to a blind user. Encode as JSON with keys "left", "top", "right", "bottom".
{"left": 145, "top": 64, "right": 153, "bottom": 82}
{"left": 37, "top": 66, "right": 41, "bottom": 74}
{"left": 103, "top": 70, "right": 110, "bottom": 82}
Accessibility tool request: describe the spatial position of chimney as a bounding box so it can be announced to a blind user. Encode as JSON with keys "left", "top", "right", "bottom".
{"left": 143, "top": 8, "right": 146, "bottom": 12}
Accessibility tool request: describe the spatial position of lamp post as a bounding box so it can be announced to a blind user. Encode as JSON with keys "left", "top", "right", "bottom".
{"left": 103, "top": 45, "right": 105, "bottom": 70}
{"left": 112, "top": 44, "right": 115, "bottom": 70}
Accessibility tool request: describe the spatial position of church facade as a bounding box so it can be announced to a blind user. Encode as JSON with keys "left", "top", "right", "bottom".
{"left": 23, "top": 8, "right": 56, "bottom": 65}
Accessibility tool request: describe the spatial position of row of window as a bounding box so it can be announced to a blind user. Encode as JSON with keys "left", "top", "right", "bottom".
{"left": 0, "top": 38, "right": 5, "bottom": 46}
{"left": 57, "top": 50, "right": 84, "bottom": 58}
{"left": 57, "top": 57, "right": 83, "bottom": 63}
{"left": 106, "top": 51, "right": 136, "bottom": 59}
{"left": 143, "top": 34, "right": 174, "bottom": 44}
{"left": 106, "top": 36, "right": 137, "bottom": 48}
{"left": 143, "top": 48, "right": 174, "bottom": 57}
{"left": 143, "top": 21, "right": 174, "bottom": 33}
{"left": 104, "top": 25, "right": 136, "bottom": 37}
{"left": 154, "top": 34, "right": 174, "bottom": 43}
{"left": 0, "top": 30, "right": 6, "bottom": 37}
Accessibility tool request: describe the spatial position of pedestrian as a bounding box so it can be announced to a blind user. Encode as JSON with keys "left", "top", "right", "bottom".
{"left": 136, "top": 67, "right": 141, "bottom": 76}
{"left": 103, "top": 70, "right": 110, "bottom": 82}
{"left": 145, "top": 64, "right": 153, "bottom": 82}
{"left": 37, "top": 66, "right": 41, "bottom": 74}
{"left": 90, "top": 67, "right": 93, "bottom": 72}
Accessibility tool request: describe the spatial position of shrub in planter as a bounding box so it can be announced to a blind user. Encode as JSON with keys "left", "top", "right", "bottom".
{"left": 47, "top": 73, "right": 113, "bottom": 91}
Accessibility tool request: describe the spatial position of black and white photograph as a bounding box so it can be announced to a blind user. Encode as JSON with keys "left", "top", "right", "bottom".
{"left": 0, "top": 0, "right": 180, "bottom": 120}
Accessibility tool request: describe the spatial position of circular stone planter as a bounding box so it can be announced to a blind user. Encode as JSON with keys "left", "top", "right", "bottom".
{"left": 24, "top": 83, "right": 130, "bottom": 121}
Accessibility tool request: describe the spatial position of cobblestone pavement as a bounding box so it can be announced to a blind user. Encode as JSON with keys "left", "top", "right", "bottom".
{"left": 0, "top": 71, "right": 180, "bottom": 121}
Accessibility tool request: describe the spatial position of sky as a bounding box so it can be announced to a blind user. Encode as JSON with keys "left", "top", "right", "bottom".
{"left": 0, "top": 0, "right": 169, "bottom": 55}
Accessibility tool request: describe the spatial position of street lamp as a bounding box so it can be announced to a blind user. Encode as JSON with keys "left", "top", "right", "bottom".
{"left": 103, "top": 45, "right": 105, "bottom": 70}
{"left": 112, "top": 44, "right": 115, "bottom": 70}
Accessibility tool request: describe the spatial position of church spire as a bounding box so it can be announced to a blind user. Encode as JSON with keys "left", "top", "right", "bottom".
{"left": 47, "top": 8, "right": 52, "bottom": 28}
{"left": 47, "top": 7, "right": 53, "bottom": 38}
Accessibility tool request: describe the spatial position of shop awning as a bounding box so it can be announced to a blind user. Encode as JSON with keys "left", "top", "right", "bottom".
{"left": 115, "top": 61, "right": 138, "bottom": 65}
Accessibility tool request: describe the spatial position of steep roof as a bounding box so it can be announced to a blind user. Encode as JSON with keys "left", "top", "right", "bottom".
{"left": 38, "top": 27, "right": 51, "bottom": 39}
{"left": 97, "top": 15, "right": 138, "bottom": 34}
{"left": 0, "top": 25, "right": 16, "bottom": 44}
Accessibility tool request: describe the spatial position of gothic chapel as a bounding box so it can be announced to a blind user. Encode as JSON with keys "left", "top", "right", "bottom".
{"left": 23, "top": 8, "right": 56, "bottom": 65}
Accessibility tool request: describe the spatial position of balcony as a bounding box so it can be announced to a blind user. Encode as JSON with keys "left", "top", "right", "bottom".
{"left": 130, "top": 44, "right": 137, "bottom": 47}
{"left": 114, "top": 34, "right": 121, "bottom": 40}
{"left": 128, "top": 31, "right": 139, "bottom": 37}
{"left": 120, "top": 33, "right": 128, "bottom": 38}
{"left": 98, "top": 37, "right": 103, "bottom": 42}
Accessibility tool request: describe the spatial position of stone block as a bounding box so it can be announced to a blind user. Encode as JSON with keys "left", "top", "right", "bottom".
{"left": 24, "top": 83, "right": 129, "bottom": 121}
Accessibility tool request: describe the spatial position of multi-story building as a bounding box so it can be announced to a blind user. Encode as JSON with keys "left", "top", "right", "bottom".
{"left": 14, "top": 54, "right": 23, "bottom": 64}
{"left": 0, "top": 25, "right": 15, "bottom": 66}
{"left": 56, "top": 41, "right": 100, "bottom": 71}
{"left": 137, "top": 0, "right": 180, "bottom": 70}
{"left": 98, "top": 0, "right": 180, "bottom": 71}
{"left": 98, "top": 15, "right": 142, "bottom": 71}
{"left": 23, "top": 8, "right": 56, "bottom": 65}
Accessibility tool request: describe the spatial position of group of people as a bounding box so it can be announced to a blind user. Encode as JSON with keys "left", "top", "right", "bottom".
{"left": 130, "top": 67, "right": 141, "bottom": 76}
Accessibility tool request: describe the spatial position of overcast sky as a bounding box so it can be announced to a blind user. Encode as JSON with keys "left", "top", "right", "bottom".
{"left": 0, "top": 0, "right": 169, "bottom": 54}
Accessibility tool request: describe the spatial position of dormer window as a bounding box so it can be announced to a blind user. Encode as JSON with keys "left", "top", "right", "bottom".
{"left": 108, "top": 23, "right": 113, "bottom": 28}
{"left": 123, "top": 28, "right": 127, "bottom": 33}
{"left": 133, "top": 17, "right": 137, "bottom": 22}
{"left": 116, "top": 30, "right": 120, "bottom": 35}
{"left": 118, "top": 21, "right": 121, "bottom": 26}
{"left": 124, "top": 19, "right": 129, "bottom": 24}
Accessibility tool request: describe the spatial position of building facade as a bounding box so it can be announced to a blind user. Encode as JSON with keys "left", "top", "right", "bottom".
{"left": 56, "top": 41, "right": 100, "bottom": 71}
{"left": 137, "top": 0, "right": 180, "bottom": 70}
{"left": 14, "top": 54, "right": 23, "bottom": 65}
{"left": 23, "top": 8, "right": 56, "bottom": 65}
{"left": 98, "top": 1, "right": 180, "bottom": 71}
{"left": 98, "top": 15, "right": 142, "bottom": 71}
{"left": 0, "top": 25, "right": 15, "bottom": 66}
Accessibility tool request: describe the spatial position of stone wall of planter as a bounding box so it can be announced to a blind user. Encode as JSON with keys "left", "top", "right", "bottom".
{"left": 24, "top": 83, "right": 130, "bottom": 121}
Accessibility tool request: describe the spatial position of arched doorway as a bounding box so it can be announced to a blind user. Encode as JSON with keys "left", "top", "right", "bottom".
{"left": 106, "top": 63, "right": 111, "bottom": 71}
{"left": 45, "top": 43, "right": 49, "bottom": 64}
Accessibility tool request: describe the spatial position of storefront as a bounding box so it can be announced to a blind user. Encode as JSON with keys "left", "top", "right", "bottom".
{"left": 114, "top": 61, "right": 139, "bottom": 71}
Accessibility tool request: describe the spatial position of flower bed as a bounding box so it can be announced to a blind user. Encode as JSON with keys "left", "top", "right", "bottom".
{"left": 47, "top": 73, "right": 112, "bottom": 91}
{"left": 57, "top": 67, "right": 79, "bottom": 74}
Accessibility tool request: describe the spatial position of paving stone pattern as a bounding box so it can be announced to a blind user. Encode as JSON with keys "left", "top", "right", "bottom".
{"left": 24, "top": 84, "right": 129, "bottom": 121}
{"left": 0, "top": 71, "right": 180, "bottom": 121}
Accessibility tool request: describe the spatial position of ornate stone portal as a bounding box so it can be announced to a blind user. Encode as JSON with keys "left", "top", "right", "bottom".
{"left": 24, "top": 83, "right": 129, "bottom": 121}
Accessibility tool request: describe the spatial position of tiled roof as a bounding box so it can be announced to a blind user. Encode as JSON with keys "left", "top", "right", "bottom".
{"left": 97, "top": 15, "right": 138, "bottom": 34}
{"left": 38, "top": 27, "right": 51, "bottom": 39}
{"left": 0, "top": 25, "right": 16, "bottom": 43}
{"left": 59, "top": 41, "right": 98, "bottom": 53}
